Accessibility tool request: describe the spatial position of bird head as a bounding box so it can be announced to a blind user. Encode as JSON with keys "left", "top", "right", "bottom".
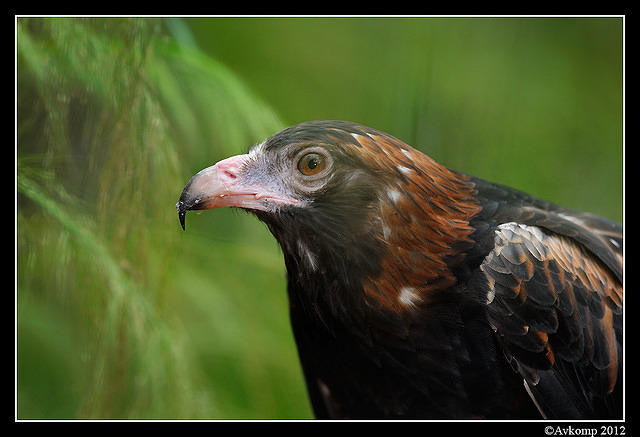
{"left": 177, "top": 121, "right": 394, "bottom": 227}
{"left": 177, "top": 121, "right": 481, "bottom": 314}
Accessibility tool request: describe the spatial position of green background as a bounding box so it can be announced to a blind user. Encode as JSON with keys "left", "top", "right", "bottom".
{"left": 17, "top": 17, "right": 623, "bottom": 419}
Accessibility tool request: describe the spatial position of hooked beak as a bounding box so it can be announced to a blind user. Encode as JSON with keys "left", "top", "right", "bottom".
{"left": 176, "top": 154, "right": 297, "bottom": 230}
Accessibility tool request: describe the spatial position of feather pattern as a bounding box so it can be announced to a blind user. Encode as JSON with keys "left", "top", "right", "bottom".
{"left": 177, "top": 120, "right": 622, "bottom": 419}
{"left": 478, "top": 221, "right": 621, "bottom": 418}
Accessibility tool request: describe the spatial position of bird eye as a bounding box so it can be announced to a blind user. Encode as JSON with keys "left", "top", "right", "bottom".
{"left": 297, "top": 152, "right": 326, "bottom": 176}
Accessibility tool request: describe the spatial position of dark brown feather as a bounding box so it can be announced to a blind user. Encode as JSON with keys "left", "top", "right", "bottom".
{"left": 480, "top": 222, "right": 622, "bottom": 417}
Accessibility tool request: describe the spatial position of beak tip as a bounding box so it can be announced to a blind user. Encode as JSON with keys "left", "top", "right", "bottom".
{"left": 176, "top": 200, "right": 187, "bottom": 231}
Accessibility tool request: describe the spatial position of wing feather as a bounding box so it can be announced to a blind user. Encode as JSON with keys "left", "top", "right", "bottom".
{"left": 479, "top": 221, "right": 622, "bottom": 419}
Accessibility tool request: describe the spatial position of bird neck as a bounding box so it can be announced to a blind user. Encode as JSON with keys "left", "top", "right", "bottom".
{"left": 260, "top": 162, "right": 482, "bottom": 324}
{"left": 359, "top": 160, "right": 482, "bottom": 315}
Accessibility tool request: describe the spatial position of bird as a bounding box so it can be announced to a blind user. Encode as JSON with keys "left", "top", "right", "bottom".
{"left": 176, "top": 120, "right": 623, "bottom": 420}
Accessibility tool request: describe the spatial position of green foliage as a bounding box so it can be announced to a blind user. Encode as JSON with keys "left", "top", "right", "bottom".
{"left": 17, "top": 17, "right": 622, "bottom": 420}
{"left": 17, "top": 17, "right": 307, "bottom": 419}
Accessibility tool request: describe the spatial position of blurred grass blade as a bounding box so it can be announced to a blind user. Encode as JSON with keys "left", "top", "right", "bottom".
{"left": 17, "top": 17, "right": 308, "bottom": 419}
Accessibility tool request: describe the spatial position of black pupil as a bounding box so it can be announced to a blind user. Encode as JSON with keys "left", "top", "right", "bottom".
{"left": 307, "top": 157, "right": 319, "bottom": 170}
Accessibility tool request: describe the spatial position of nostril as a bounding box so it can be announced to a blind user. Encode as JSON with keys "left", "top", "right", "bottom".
{"left": 215, "top": 154, "right": 250, "bottom": 183}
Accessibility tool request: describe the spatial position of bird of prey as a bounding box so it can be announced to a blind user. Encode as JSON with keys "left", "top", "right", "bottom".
{"left": 176, "top": 120, "right": 623, "bottom": 420}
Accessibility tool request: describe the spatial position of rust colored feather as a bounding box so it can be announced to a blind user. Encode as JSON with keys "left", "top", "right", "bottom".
{"left": 601, "top": 307, "right": 618, "bottom": 393}
{"left": 483, "top": 222, "right": 622, "bottom": 397}
{"left": 339, "top": 131, "right": 481, "bottom": 312}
